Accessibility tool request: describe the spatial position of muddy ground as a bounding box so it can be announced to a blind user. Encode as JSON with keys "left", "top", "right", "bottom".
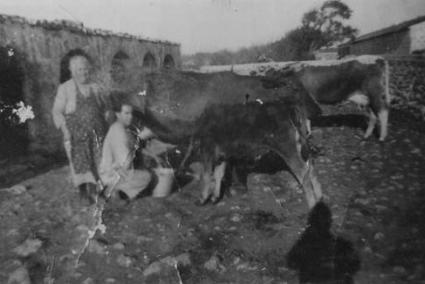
{"left": 1, "top": 109, "right": 424, "bottom": 284}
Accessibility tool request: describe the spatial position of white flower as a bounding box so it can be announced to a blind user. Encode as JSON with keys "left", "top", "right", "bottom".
{"left": 138, "top": 90, "right": 147, "bottom": 96}
{"left": 8, "top": 48, "right": 14, "bottom": 57}
{"left": 12, "top": 101, "right": 35, "bottom": 123}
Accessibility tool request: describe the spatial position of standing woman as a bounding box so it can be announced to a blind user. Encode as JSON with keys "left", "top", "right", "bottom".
{"left": 52, "top": 54, "right": 109, "bottom": 204}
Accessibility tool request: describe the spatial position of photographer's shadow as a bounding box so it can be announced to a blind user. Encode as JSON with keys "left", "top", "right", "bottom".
{"left": 286, "top": 201, "right": 361, "bottom": 284}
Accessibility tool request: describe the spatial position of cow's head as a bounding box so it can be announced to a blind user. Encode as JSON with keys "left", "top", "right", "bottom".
{"left": 261, "top": 67, "right": 298, "bottom": 89}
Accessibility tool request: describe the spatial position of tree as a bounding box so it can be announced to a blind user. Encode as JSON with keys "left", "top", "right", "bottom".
{"left": 301, "top": 0, "right": 358, "bottom": 51}
{"left": 271, "top": 0, "right": 358, "bottom": 60}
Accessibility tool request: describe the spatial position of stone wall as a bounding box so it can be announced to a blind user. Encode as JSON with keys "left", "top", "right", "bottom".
{"left": 0, "top": 14, "right": 181, "bottom": 155}
{"left": 387, "top": 56, "right": 425, "bottom": 120}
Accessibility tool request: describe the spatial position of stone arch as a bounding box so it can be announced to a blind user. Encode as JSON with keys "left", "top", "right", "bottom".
{"left": 163, "top": 54, "right": 175, "bottom": 69}
{"left": 0, "top": 45, "right": 27, "bottom": 158}
{"left": 111, "top": 50, "right": 130, "bottom": 84}
{"left": 142, "top": 52, "right": 157, "bottom": 73}
{"left": 59, "top": 48, "right": 92, "bottom": 83}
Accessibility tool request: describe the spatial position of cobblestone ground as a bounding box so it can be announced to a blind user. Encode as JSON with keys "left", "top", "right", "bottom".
{"left": 1, "top": 113, "right": 424, "bottom": 283}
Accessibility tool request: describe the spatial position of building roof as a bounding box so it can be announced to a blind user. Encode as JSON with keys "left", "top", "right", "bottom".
{"left": 0, "top": 13, "right": 180, "bottom": 46}
{"left": 352, "top": 15, "right": 425, "bottom": 44}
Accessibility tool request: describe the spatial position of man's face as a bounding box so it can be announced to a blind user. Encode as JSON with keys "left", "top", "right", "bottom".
{"left": 116, "top": 104, "right": 133, "bottom": 127}
{"left": 70, "top": 56, "right": 90, "bottom": 84}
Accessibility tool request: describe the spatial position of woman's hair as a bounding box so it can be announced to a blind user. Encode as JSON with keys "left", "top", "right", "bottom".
{"left": 110, "top": 91, "right": 132, "bottom": 113}
{"left": 60, "top": 49, "right": 92, "bottom": 83}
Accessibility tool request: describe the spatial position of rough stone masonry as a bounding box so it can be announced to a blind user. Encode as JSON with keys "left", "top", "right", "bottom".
{"left": 0, "top": 14, "right": 181, "bottom": 156}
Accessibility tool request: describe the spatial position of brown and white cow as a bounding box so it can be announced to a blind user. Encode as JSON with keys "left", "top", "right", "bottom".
{"left": 261, "top": 56, "right": 391, "bottom": 141}
{"left": 117, "top": 71, "right": 323, "bottom": 208}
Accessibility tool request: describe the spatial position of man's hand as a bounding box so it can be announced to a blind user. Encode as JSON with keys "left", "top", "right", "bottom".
{"left": 137, "top": 127, "right": 155, "bottom": 140}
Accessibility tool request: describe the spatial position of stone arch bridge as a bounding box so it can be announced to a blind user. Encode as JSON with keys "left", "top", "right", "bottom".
{"left": 0, "top": 14, "right": 181, "bottom": 156}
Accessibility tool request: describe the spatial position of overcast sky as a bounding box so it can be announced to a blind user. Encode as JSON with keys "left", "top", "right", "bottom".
{"left": 1, "top": 0, "right": 425, "bottom": 54}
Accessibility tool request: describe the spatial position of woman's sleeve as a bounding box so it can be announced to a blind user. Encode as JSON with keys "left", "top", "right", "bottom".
{"left": 52, "top": 85, "right": 66, "bottom": 129}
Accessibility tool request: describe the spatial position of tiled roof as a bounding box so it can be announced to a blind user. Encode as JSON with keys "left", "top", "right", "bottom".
{"left": 352, "top": 15, "right": 425, "bottom": 43}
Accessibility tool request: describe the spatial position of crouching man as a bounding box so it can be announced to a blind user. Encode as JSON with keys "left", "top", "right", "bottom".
{"left": 99, "top": 101, "right": 154, "bottom": 200}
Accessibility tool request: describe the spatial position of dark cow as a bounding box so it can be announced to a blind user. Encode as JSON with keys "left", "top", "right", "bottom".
{"left": 262, "top": 56, "right": 391, "bottom": 141}
{"left": 115, "top": 70, "right": 322, "bottom": 208}
{"left": 191, "top": 98, "right": 322, "bottom": 208}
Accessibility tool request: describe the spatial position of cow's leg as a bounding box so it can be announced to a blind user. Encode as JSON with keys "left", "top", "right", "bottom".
{"left": 364, "top": 109, "right": 377, "bottom": 139}
{"left": 306, "top": 119, "right": 312, "bottom": 137}
{"left": 211, "top": 161, "right": 226, "bottom": 203}
{"left": 199, "top": 166, "right": 213, "bottom": 205}
{"left": 302, "top": 161, "right": 322, "bottom": 208}
{"left": 378, "top": 108, "right": 389, "bottom": 141}
{"left": 274, "top": 128, "right": 322, "bottom": 208}
{"left": 285, "top": 157, "right": 322, "bottom": 209}
{"left": 231, "top": 164, "right": 248, "bottom": 192}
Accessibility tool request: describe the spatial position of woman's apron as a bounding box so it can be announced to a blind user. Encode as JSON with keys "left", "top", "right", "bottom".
{"left": 65, "top": 84, "right": 106, "bottom": 187}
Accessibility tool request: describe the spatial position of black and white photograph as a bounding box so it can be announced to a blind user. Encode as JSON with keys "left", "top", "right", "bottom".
{"left": 0, "top": 0, "right": 425, "bottom": 283}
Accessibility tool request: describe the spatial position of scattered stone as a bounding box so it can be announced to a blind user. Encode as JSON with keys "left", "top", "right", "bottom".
{"left": 375, "top": 205, "right": 387, "bottom": 212}
{"left": 7, "top": 267, "right": 30, "bottom": 284}
{"left": 236, "top": 262, "right": 258, "bottom": 271}
{"left": 136, "top": 235, "right": 153, "bottom": 244}
{"left": 230, "top": 214, "right": 242, "bottom": 222}
{"left": 105, "top": 278, "right": 116, "bottom": 283}
{"left": 117, "top": 254, "right": 132, "bottom": 267}
{"left": 88, "top": 239, "right": 107, "bottom": 254}
{"left": 354, "top": 198, "right": 370, "bottom": 206}
{"left": 374, "top": 232, "right": 384, "bottom": 241}
{"left": 5, "top": 185, "right": 27, "bottom": 195}
{"left": 263, "top": 186, "right": 271, "bottom": 192}
{"left": 204, "top": 255, "right": 225, "bottom": 272}
{"left": 393, "top": 266, "right": 406, "bottom": 274}
{"left": 204, "top": 255, "right": 220, "bottom": 271}
{"left": 143, "top": 253, "right": 189, "bottom": 277}
{"left": 71, "top": 272, "right": 82, "bottom": 279}
{"left": 363, "top": 246, "right": 373, "bottom": 254}
{"left": 7, "top": 229, "right": 19, "bottom": 237}
{"left": 112, "top": 242, "right": 125, "bottom": 250}
{"left": 175, "top": 253, "right": 191, "bottom": 266}
{"left": 143, "top": 261, "right": 162, "bottom": 276}
{"left": 82, "top": 277, "right": 95, "bottom": 284}
{"left": 76, "top": 224, "right": 90, "bottom": 232}
{"left": 13, "top": 238, "right": 42, "bottom": 257}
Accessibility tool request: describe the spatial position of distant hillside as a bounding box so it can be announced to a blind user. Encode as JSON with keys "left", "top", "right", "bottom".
{"left": 182, "top": 41, "right": 279, "bottom": 70}
{"left": 182, "top": 0, "right": 357, "bottom": 70}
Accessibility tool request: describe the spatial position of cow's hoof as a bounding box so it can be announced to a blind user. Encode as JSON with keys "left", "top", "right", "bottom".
{"left": 195, "top": 198, "right": 209, "bottom": 206}
{"left": 99, "top": 188, "right": 109, "bottom": 200}
{"left": 211, "top": 197, "right": 220, "bottom": 205}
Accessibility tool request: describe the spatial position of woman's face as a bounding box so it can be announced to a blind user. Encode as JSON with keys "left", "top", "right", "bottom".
{"left": 70, "top": 56, "right": 91, "bottom": 84}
